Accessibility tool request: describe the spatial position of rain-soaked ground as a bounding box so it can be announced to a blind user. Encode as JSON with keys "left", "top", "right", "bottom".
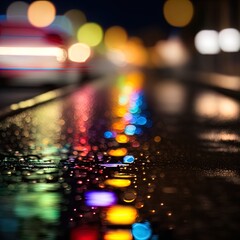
{"left": 0, "top": 70, "right": 239, "bottom": 240}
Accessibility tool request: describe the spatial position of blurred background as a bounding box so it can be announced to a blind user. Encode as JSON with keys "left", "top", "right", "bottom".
{"left": 0, "top": 0, "right": 239, "bottom": 80}
{"left": 0, "top": 1, "right": 240, "bottom": 240}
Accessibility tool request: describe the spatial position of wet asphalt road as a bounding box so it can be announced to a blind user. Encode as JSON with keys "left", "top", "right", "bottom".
{"left": 0, "top": 70, "right": 239, "bottom": 240}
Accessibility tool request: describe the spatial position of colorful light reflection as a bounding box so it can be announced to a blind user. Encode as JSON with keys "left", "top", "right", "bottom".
{"left": 132, "top": 222, "right": 152, "bottom": 240}
{"left": 104, "top": 229, "right": 133, "bottom": 240}
{"left": 85, "top": 190, "right": 117, "bottom": 207}
{"left": 105, "top": 205, "right": 138, "bottom": 225}
{"left": 104, "top": 179, "right": 131, "bottom": 188}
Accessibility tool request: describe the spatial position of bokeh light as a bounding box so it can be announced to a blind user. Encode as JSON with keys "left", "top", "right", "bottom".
{"left": 105, "top": 205, "right": 138, "bottom": 225}
{"left": 195, "top": 92, "right": 239, "bottom": 120}
{"left": 104, "top": 179, "right": 131, "bottom": 188}
{"left": 51, "top": 15, "right": 73, "bottom": 35}
{"left": 77, "top": 23, "right": 103, "bottom": 47}
{"left": 104, "top": 229, "right": 133, "bottom": 240}
{"left": 6, "top": 1, "right": 29, "bottom": 21}
{"left": 123, "top": 38, "right": 148, "bottom": 66}
{"left": 163, "top": 0, "right": 194, "bottom": 27}
{"left": 28, "top": 1, "right": 56, "bottom": 28}
{"left": 219, "top": 28, "right": 240, "bottom": 52}
{"left": 64, "top": 9, "right": 87, "bottom": 37}
{"left": 132, "top": 222, "right": 152, "bottom": 240}
{"left": 68, "top": 43, "right": 91, "bottom": 63}
{"left": 104, "top": 26, "right": 128, "bottom": 49}
{"left": 116, "top": 134, "right": 129, "bottom": 143}
{"left": 154, "top": 38, "right": 189, "bottom": 67}
{"left": 71, "top": 226, "right": 99, "bottom": 240}
{"left": 195, "top": 30, "right": 220, "bottom": 54}
{"left": 123, "top": 155, "right": 135, "bottom": 163}
{"left": 85, "top": 191, "right": 117, "bottom": 207}
{"left": 108, "top": 148, "right": 128, "bottom": 157}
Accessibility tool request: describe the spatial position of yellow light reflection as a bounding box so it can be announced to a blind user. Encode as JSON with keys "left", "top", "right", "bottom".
{"left": 28, "top": 1, "right": 56, "bottom": 28}
{"left": 104, "top": 179, "right": 131, "bottom": 188}
{"left": 113, "top": 173, "right": 136, "bottom": 178}
{"left": 195, "top": 92, "right": 239, "bottom": 120}
{"left": 68, "top": 43, "right": 91, "bottom": 63}
{"left": 112, "top": 122, "right": 125, "bottom": 132}
{"left": 77, "top": 23, "right": 103, "bottom": 47}
{"left": 108, "top": 148, "right": 127, "bottom": 157}
{"left": 104, "top": 26, "right": 128, "bottom": 50}
{"left": 116, "top": 134, "right": 129, "bottom": 143}
{"left": 105, "top": 205, "right": 138, "bottom": 225}
{"left": 122, "top": 189, "right": 137, "bottom": 203}
{"left": 104, "top": 229, "right": 133, "bottom": 240}
{"left": 163, "top": 0, "right": 194, "bottom": 27}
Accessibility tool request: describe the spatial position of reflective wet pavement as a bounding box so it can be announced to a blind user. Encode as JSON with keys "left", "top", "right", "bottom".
{"left": 0, "top": 70, "right": 240, "bottom": 240}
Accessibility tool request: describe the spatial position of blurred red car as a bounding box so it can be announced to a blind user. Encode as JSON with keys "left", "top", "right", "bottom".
{"left": 0, "top": 21, "right": 80, "bottom": 86}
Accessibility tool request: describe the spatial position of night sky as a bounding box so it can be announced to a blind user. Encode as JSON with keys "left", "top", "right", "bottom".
{"left": 0, "top": 0, "right": 172, "bottom": 34}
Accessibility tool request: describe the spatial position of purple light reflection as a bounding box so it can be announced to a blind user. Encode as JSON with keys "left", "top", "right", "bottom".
{"left": 85, "top": 190, "right": 117, "bottom": 207}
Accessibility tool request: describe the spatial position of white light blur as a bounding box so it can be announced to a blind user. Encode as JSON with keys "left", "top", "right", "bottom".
{"left": 154, "top": 81, "right": 186, "bottom": 114}
{"left": 219, "top": 28, "right": 240, "bottom": 52}
{"left": 68, "top": 43, "right": 91, "bottom": 63}
{"left": 155, "top": 37, "right": 189, "bottom": 67}
{"left": 195, "top": 92, "right": 239, "bottom": 120}
{"left": 0, "top": 47, "right": 67, "bottom": 62}
{"left": 107, "top": 50, "right": 127, "bottom": 67}
{"left": 195, "top": 30, "right": 220, "bottom": 54}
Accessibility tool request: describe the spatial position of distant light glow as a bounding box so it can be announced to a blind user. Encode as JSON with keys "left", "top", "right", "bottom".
{"left": 51, "top": 16, "right": 73, "bottom": 35}
{"left": 104, "top": 179, "right": 131, "bottom": 188}
{"left": 105, "top": 205, "right": 138, "bottom": 225}
{"left": 163, "top": 0, "right": 194, "bottom": 27}
{"left": 28, "top": 1, "right": 56, "bottom": 28}
{"left": 219, "top": 28, "right": 240, "bottom": 52}
{"left": 123, "top": 39, "right": 147, "bottom": 66}
{"left": 104, "top": 26, "right": 128, "bottom": 49}
{"left": 68, "top": 43, "right": 91, "bottom": 63}
{"left": 77, "top": 22, "right": 103, "bottom": 47}
{"left": 64, "top": 9, "right": 87, "bottom": 35}
{"left": 7, "top": 1, "right": 29, "bottom": 21}
{"left": 107, "top": 50, "right": 127, "bottom": 67}
{"left": 104, "top": 229, "right": 132, "bottom": 240}
{"left": 132, "top": 222, "right": 152, "bottom": 240}
{"left": 155, "top": 38, "right": 189, "bottom": 67}
{"left": 123, "top": 155, "right": 135, "bottom": 163}
{"left": 195, "top": 92, "right": 239, "bottom": 120}
{"left": 85, "top": 191, "right": 117, "bottom": 207}
{"left": 195, "top": 30, "right": 220, "bottom": 54}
